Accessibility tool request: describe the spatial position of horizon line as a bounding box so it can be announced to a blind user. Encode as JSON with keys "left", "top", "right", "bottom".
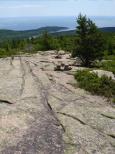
{"left": 0, "top": 15, "right": 115, "bottom": 18}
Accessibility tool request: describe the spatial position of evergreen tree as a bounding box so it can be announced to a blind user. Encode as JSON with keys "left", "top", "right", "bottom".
{"left": 73, "top": 14, "right": 105, "bottom": 66}
{"left": 108, "top": 42, "right": 113, "bottom": 55}
{"left": 40, "top": 31, "right": 51, "bottom": 50}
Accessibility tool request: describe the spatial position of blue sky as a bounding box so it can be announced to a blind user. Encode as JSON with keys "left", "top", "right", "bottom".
{"left": 0, "top": 0, "right": 115, "bottom": 17}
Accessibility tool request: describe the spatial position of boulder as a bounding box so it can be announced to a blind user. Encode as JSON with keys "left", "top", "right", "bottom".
{"left": 91, "top": 70, "right": 115, "bottom": 80}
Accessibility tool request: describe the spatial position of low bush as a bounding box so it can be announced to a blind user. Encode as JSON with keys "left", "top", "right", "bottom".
{"left": 74, "top": 70, "right": 115, "bottom": 99}
{"left": 113, "top": 98, "right": 115, "bottom": 104}
{"left": 101, "top": 61, "right": 115, "bottom": 75}
{"left": 0, "top": 48, "right": 18, "bottom": 58}
{"left": 95, "top": 60, "right": 115, "bottom": 74}
{"left": 104, "top": 55, "right": 115, "bottom": 61}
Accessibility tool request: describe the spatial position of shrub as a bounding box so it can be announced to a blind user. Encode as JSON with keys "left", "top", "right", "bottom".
{"left": 74, "top": 70, "right": 115, "bottom": 98}
{"left": 95, "top": 60, "right": 115, "bottom": 74}
{"left": 0, "top": 48, "right": 17, "bottom": 58}
{"left": 113, "top": 98, "right": 115, "bottom": 104}
{"left": 101, "top": 61, "right": 115, "bottom": 75}
{"left": 104, "top": 55, "right": 115, "bottom": 61}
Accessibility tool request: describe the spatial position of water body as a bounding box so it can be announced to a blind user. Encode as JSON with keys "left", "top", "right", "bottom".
{"left": 0, "top": 16, "right": 115, "bottom": 31}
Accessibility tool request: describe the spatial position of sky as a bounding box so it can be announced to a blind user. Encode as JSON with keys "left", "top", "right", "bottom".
{"left": 0, "top": 0, "right": 115, "bottom": 17}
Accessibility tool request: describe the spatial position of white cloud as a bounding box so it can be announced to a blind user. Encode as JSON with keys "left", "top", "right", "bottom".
{"left": 0, "top": 4, "right": 46, "bottom": 9}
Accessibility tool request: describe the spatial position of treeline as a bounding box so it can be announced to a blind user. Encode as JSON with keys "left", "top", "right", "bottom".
{"left": 1, "top": 32, "right": 114, "bottom": 57}
{"left": 0, "top": 32, "right": 76, "bottom": 57}
{"left": 0, "top": 27, "right": 67, "bottom": 41}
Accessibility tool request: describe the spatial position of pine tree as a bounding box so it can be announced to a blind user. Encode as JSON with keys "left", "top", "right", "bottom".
{"left": 73, "top": 14, "right": 105, "bottom": 66}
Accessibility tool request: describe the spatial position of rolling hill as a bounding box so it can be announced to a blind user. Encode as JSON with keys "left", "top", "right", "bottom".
{"left": 0, "top": 26, "right": 115, "bottom": 41}
{"left": 0, "top": 26, "right": 68, "bottom": 41}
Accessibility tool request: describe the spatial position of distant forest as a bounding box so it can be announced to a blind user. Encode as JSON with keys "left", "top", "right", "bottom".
{"left": 0, "top": 26, "right": 115, "bottom": 41}
{"left": 0, "top": 26, "right": 68, "bottom": 41}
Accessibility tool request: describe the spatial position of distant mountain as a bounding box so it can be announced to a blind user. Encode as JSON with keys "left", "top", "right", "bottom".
{"left": 52, "top": 30, "right": 75, "bottom": 36}
{"left": 0, "top": 26, "right": 68, "bottom": 41}
{"left": 53, "top": 27, "right": 115, "bottom": 36}
{"left": 99, "top": 27, "right": 115, "bottom": 32}
{"left": 0, "top": 26, "right": 115, "bottom": 42}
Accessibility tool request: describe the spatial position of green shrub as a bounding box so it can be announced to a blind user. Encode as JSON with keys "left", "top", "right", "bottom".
{"left": 0, "top": 48, "right": 17, "bottom": 58}
{"left": 74, "top": 70, "right": 115, "bottom": 98}
{"left": 101, "top": 61, "right": 115, "bottom": 74}
{"left": 104, "top": 55, "right": 115, "bottom": 61}
{"left": 95, "top": 60, "right": 115, "bottom": 74}
{"left": 113, "top": 98, "right": 115, "bottom": 104}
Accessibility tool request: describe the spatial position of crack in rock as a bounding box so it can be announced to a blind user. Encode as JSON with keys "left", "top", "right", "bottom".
{"left": 19, "top": 57, "right": 26, "bottom": 96}
{"left": 101, "top": 113, "right": 115, "bottom": 120}
{"left": 0, "top": 100, "right": 14, "bottom": 104}
{"left": 57, "top": 112, "right": 86, "bottom": 125}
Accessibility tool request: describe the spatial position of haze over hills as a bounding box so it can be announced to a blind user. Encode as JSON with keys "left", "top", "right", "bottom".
{"left": 0, "top": 16, "right": 115, "bottom": 30}
{"left": 0, "top": 26, "right": 68, "bottom": 41}
{"left": 100, "top": 27, "right": 115, "bottom": 32}
{"left": 0, "top": 26, "right": 115, "bottom": 41}
{"left": 0, "top": 16, "right": 115, "bottom": 41}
